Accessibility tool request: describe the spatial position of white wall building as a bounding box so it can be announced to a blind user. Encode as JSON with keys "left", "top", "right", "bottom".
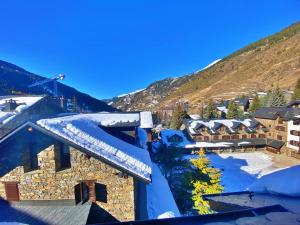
{"left": 287, "top": 116, "right": 300, "bottom": 152}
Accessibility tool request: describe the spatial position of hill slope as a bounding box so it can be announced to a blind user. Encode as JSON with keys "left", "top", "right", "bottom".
{"left": 110, "top": 22, "right": 300, "bottom": 112}
{"left": 0, "top": 60, "right": 115, "bottom": 112}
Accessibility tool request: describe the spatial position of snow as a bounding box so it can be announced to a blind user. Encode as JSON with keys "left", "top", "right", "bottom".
{"left": 37, "top": 113, "right": 152, "bottom": 182}
{"left": 185, "top": 142, "right": 234, "bottom": 148}
{"left": 117, "top": 88, "right": 145, "bottom": 98}
{"left": 194, "top": 59, "right": 222, "bottom": 73}
{"left": 146, "top": 163, "right": 180, "bottom": 219}
{"left": 248, "top": 165, "right": 300, "bottom": 197}
{"left": 139, "top": 111, "right": 153, "bottom": 128}
{"left": 0, "top": 96, "right": 43, "bottom": 125}
{"left": 237, "top": 141, "right": 251, "bottom": 146}
{"left": 216, "top": 106, "right": 228, "bottom": 114}
{"left": 189, "top": 114, "right": 201, "bottom": 120}
{"left": 189, "top": 118, "right": 258, "bottom": 134}
{"left": 137, "top": 127, "right": 148, "bottom": 150}
{"left": 207, "top": 152, "right": 276, "bottom": 192}
{"left": 93, "top": 112, "right": 140, "bottom": 127}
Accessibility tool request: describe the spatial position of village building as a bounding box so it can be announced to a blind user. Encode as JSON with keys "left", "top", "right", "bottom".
{"left": 0, "top": 113, "right": 154, "bottom": 224}
{"left": 184, "top": 118, "right": 267, "bottom": 142}
{"left": 252, "top": 107, "right": 300, "bottom": 155}
{"left": 287, "top": 115, "right": 300, "bottom": 159}
{"left": 0, "top": 95, "right": 65, "bottom": 139}
{"left": 215, "top": 97, "right": 250, "bottom": 118}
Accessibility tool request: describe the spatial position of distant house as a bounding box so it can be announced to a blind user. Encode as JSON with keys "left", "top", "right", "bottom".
{"left": 215, "top": 97, "right": 250, "bottom": 118}
{"left": 0, "top": 95, "right": 64, "bottom": 139}
{"left": 0, "top": 113, "right": 153, "bottom": 224}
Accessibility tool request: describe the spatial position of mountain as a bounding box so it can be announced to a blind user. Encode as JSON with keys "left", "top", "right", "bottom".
{"left": 0, "top": 60, "right": 115, "bottom": 112}
{"left": 110, "top": 22, "right": 300, "bottom": 112}
{"left": 109, "top": 59, "right": 221, "bottom": 111}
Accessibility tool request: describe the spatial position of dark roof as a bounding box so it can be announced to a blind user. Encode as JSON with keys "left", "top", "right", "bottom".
{"left": 252, "top": 107, "right": 300, "bottom": 120}
{"left": 287, "top": 100, "right": 300, "bottom": 107}
{"left": 203, "top": 191, "right": 300, "bottom": 215}
{"left": 101, "top": 205, "right": 288, "bottom": 225}
{"left": 0, "top": 199, "right": 91, "bottom": 225}
{"left": 234, "top": 97, "right": 249, "bottom": 106}
{"left": 266, "top": 138, "right": 285, "bottom": 149}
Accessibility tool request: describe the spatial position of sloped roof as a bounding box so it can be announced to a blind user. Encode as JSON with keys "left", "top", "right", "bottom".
{"left": 252, "top": 107, "right": 300, "bottom": 120}
{"left": 0, "top": 95, "right": 44, "bottom": 125}
{"left": 0, "top": 200, "right": 91, "bottom": 225}
{"left": 37, "top": 114, "right": 152, "bottom": 182}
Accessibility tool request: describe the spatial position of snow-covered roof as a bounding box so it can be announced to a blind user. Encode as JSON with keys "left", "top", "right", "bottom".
{"left": 95, "top": 111, "right": 153, "bottom": 128}
{"left": 0, "top": 96, "right": 44, "bottom": 125}
{"left": 37, "top": 113, "right": 152, "bottom": 182}
{"left": 188, "top": 118, "right": 259, "bottom": 134}
{"left": 248, "top": 165, "right": 300, "bottom": 197}
{"left": 216, "top": 106, "right": 228, "bottom": 114}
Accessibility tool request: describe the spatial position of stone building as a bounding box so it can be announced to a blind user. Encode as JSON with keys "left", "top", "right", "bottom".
{"left": 185, "top": 118, "right": 267, "bottom": 142}
{"left": 0, "top": 113, "right": 153, "bottom": 224}
{"left": 252, "top": 107, "right": 300, "bottom": 155}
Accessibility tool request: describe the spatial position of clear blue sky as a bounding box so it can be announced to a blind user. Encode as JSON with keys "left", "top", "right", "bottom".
{"left": 0, "top": 1, "right": 299, "bottom": 99}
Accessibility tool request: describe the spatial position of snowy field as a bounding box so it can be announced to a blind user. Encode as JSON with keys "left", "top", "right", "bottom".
{"left": 207, "top": 152, "right": 278, "bottom": 192}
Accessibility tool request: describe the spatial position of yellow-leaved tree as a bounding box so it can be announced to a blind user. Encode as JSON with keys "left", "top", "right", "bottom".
{"left": 190, "top": 149, "right": 223, "bottom": 214}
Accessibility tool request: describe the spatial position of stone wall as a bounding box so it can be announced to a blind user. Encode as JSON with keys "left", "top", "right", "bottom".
{"left": 0, "top": 145, "right": 135, "bottom": 221}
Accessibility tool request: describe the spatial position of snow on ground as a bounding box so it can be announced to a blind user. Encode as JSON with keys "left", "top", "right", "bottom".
{"left": 0, "top": 96, "right": 43, "bottom": 124}
{"left": 37, "top": 114, "right": 152, "bottom": 181}
{"left": 248, "top": 165, "right": 300, "bottom": 197}
{"left": 146, "top": 163, "right": 180, "bottom": 219}
{"left": 208, "top": 152, "right": 277, "bottom": 192}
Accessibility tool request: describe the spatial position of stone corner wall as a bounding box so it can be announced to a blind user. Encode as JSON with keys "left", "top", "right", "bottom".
{"left": 0, "top": 144, "right": 136, "bottom": 221}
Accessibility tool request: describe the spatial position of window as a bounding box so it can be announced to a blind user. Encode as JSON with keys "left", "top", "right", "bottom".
{"left": 23, "top": 143, "right": 39, "bottom": 172}
{"left": 278, "top": 118, "right": 283, "bottom": 124}
{"left": 75, "top": 181, "right": 107, "bottom": 204}
{"left": 55, "top": 142, "right": 71, "bottom": 171}
{"left": 222, "top": 135, "right": 230, "bottom": 140}
{"left": 4, "top": 182, "right": 19, "bottom": 201}
{"left": 277, "top": 135, "right": 283, "bottom": 140}
{"left": 213, "top": 135, "right": 219, "bottom": 140}
{"left": 259, "top": 134, "right": 266, "bottom": 138}
{"left": 242, "top": 134, "right": 247, "bottom": 139}
{"left": 251, "top": 134, "right": 256, "bottom": 138}
{"left": 204, "top": 136, "right": 209, "bottom": 141}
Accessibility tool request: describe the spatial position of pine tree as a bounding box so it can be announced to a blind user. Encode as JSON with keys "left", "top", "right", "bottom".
{"left": 190, "top": 149, "right": 223, "bottom": 214}
{"left": 170, "top": 105, "right": 187, "bottom": 129}
{"left": 262, "top": 87, "right": 287, "bottom": 107}
{"left": 293, "top": 78, "right": 300, "bottom": 100}
{"left": 249, "top": 95, "right": 262, "bottom": 112}
{"left": 226, "top": 100, "right": 243, "bottom": 119}
{"left": 203, "top": 100, "right": 218, "bottom": 119}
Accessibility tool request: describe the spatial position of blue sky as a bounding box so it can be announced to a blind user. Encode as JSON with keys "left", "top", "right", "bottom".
{"left": 0, "top": 1, "right": 299, "bottom": 99}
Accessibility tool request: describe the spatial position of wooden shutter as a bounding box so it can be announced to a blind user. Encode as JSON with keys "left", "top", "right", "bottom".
{"left": 4, "top": 182, "right": 19, "bottom": 201}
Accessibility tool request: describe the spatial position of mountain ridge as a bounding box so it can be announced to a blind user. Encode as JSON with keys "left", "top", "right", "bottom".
{"left": 110, "top": 22, "right": 300, "bottom": 112}
{"left": 0, "top": 60, "right": 115, "bottom": 112}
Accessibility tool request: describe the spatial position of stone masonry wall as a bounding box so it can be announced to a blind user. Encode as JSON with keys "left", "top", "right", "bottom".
{"left": 0, "top": 145, "right": 135, "bottom": 221}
